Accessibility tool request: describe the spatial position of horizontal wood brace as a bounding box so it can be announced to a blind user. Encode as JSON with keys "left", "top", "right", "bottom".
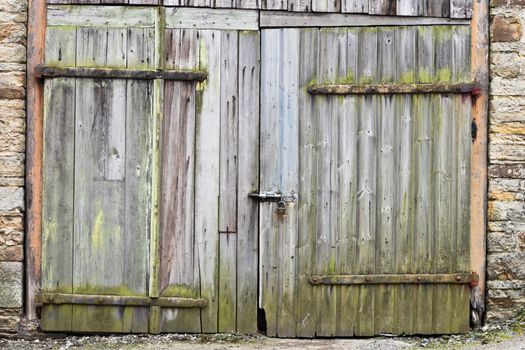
{"left": 309, "top": 273, "right": 480, "bottom": 286}
{"left": 35, "top": 293, "right": 208, "bottom": 308}
{"left": 307, "top": 83, "right": 478, "bottom": 95}
{"left": 260, "top": 12, "right": 471, "bottom": 28}
{"left": 34, "top": 65, "right": 207, "bottom": 82}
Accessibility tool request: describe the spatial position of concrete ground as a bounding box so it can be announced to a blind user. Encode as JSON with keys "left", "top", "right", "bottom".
{"left": 0, "top": 333, "right": 524, "bottom": 350}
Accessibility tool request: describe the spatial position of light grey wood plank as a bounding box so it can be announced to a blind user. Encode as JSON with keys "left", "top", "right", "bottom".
{"left": 236, "top": 30, "right": 260, "bottom": 335}
{"left": 259, "top": 11, "right": 470, "bottom": 27}
{"left": 262, "top": 0, "right": 288, "bottom": 10}
{"left": 165, "top": 8, "right": 259, "bottom": 30}
{"left": 165, "top": 29, "right": 200, "bottom": 70}
{"left": 259, "top": 29, "right": 280, "bottom": 337}
{"left": 276, "top": 28, "right": 300, "bottom": 338}
{"left": 315, "top": 28, "right": 338, "bottom": 338}
{"left": 75, "top": 27, "right": 107, "bottom": 67}
{"left": 396, "top": 0, "right": 419, "bottom": 16}
{"left": 296, "top": 27, "right": 319, "bottom": 339}
{"left": 195, "top": 29, "right": 222, "bottom": 333}
{"left": 288, "top": 0, "right": 311, "bottom": 11}
{"left": 342, "top": 0, "right": 368, "bottom": 13}
{"left": 312, "top": 0, "right": 340, "bottom": 12}
{"left": 218, "top": 233, "right": 237, "bottom": 331}
{"left": 335, "top": 27, "right": 359, "bottom": 337}
{"left": 374, "top": 27, "right": 397, "bottom": 335}
{"left": 369, "top": 0, "right": 396, "bottom": 15}
{"left": 423, "top": 0, "right": 450, "bottom": 17}
{"left": 214, "top": 0, "right": 235, "bottom": 7}
{"left": 47, "top": 5, "right": 156, "bottom": 27}
{"left": 392, "top": 26, "right": 417, "bottom": 336}
{"left": 124, "top": 79, "right": 153, "bottom": 298}
{"left": 354, "top": 27, "right": 378, "bottom": 337}
{"left": 218, "top": 30, "right": 239, "bottom": 233}
{"left": 127, "top": 28, "right": 155, "bottom": 70}
{"left": 235, "top": 0, "right": 259, "bottom": 8}
{"left": 45, "top": 27, "right": 77, "bottom": 67}
{"left": 41, "top": 78, "right": 76, "bottom": 332}
{"left": 450, "top": 0, "right": 472, "bottom": 18}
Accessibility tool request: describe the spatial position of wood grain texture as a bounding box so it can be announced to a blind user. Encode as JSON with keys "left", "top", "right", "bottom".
{"left": 165, "top": 8, "right": 259, "bottom": 30}
{"left": 194, "top": 30, "right": 222, "bottom": 333}
{"left": 235, "top": 30, "right": 260, "bottom": 334}
{"left": 369, "top": 0, "right": 396, "bottom": 15}
{"left": 218, "top": 30, "right": 239, "bottom": 233}
{"left": 41, "top": 78, "right": 75, "bottom": 332}
{"left": 47, "top": 5, "right": 156, "bottom": 27}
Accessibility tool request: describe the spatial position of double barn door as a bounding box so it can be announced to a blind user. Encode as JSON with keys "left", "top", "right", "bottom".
{"left": 41, "top": 5, "right": 474, "bottom": 336}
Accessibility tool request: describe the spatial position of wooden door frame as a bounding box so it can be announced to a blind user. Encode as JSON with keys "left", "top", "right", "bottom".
{"left": 25, "top": 0, "right": 490, "bottom": 328}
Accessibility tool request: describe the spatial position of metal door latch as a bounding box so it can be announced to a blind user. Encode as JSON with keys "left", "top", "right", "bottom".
{"left": 248, "top": 191, "right": 298, "bottom": 203}
{"left": 249, "top": 191, "right": 298, "bottom": 215}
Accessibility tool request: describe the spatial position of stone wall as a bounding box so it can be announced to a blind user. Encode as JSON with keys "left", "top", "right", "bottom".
{"left": 0, "top": 0, "right": 26, "bottom": 333}
{"left": 487, "top": 0, "right": 525, "bottom": 321}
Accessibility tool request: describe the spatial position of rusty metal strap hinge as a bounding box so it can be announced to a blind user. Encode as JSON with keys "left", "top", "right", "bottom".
{"left": 307, "top": 83, "right": 482, "bottom": 96}
{"left": 309, "top": 273, "right": 480, "bottom": 287}
{"left": 35, "top": 293, "right": 207, "bottom": 309}
{"left": 34, "top": 65, "right": 207, "bottom": 82}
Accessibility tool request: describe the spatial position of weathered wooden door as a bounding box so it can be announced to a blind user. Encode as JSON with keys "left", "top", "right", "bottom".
{"left": 39, "top": 2, "right": 477, "bottom": 337}
{"left": 258, "top": 26, "right": 475, "bottom": 337}
{"left": 40, "top": 6, "right": 260, "bottom": 334}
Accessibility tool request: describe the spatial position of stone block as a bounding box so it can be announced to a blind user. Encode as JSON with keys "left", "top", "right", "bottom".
{"left": 0, "top": 262, "right": 22, "bottom": 308}
{"left": 491, "top": 15, "right": 523, "bottom": 42}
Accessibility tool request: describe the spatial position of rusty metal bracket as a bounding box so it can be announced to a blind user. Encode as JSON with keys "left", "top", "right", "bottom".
{"left": 35, "top": 293, "right": 208, "bottom": 309}
{"left": 309, "top": 273, "right": 480, "bottom": 287}
{"left": 34, "top": 65, "right": 207, "bottom": 82}
{"left": 307, "top": 83, "right": 480, "bottom": 95}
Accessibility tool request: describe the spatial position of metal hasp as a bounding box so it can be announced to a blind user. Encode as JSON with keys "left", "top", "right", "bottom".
{"left": 249, "top": 191, "right": 298, "bottom": 214}
{"left": 309, "top": 273, "right": 480, "bottom": 288}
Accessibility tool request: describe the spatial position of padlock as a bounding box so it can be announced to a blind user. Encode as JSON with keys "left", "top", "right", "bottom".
{"left": 276, "top": 200, "right": 287, "bottom": 215}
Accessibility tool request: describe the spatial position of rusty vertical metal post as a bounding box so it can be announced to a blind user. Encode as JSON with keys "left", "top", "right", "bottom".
{"left": 470, "top": 0, "right": 489, "bottom": 327}
{"left": 26, "top": 0, "right": 46, "bottom": 322}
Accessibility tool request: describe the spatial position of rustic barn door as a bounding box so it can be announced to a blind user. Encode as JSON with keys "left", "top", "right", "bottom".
{"left": 39, "top": 6, "right": 260, "bottom": 334}
{"left": 258, "top": 26, "right": 475, "bottom": 337}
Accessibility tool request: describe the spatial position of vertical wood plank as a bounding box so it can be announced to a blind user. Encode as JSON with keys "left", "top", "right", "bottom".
{"left": 369, "top": 0, "right": 396, "bottom": 15}
{"left": 296, "top": 28, "right": 319, "bottom": 339}
{"left": 260, "top": 29, "right": 280, "bottom": 337}
{"left": 423, "top": 0, "right": 450, "bottom": 17}
{"left": 235, "top": 0, "right": 259, "bottom": 8}
{"left": 159, "top": 82, "right": 200, "bottom": 332}
{"left": 218, "top": 30, "right": 239, "bottom": 332}
{"left": 396, "top": 0, "right": 420, "bottom": 16}
{"left": 45, "top": 27, "right": 77, "bottom": 67}
{"left": 218, "top": 233, "right": 237, "bottom": 331}
{"left": 342, "top": 0, "right": 368, "bottom": 13}
{"left": 236, "top": 30, "right": 260, "bottom": 334}
{"left": 354, "top": 27, "right": 378, "bottom": 337}
{"left": 335, "top": 28, "right": 358, "bottom": 337}
{"left": 219, "top": 30, "right": 239, "bottom": 233}
{"left": 159, "top": 25, "right": 200, "bottom": 333}
{"left": 288, "top": 0, "right": 311, "bottom": 11}
{"left": 127, "top": 28, "right": 155, "bottom": 70}
{"left": 374, "top": 27, "right": 396, "bottom": 335}
{"left": 262, "top": 0, "right": 288, "bottom": 10}
{"left": 276, "top": 28, "right": 300, "bottom": 338}
{"left": 41, "top": 78, "right": 75, "bottom": 332}
{"left": 312, "top": 0, "right": 340, "bottom": 12}
{"left": 195, "top": 30, "right": 221, "bottom": 333}
{"left": 393, "top": 26, "right": 417, "bottom": 336}
{"left": 450, "top": 0, "right": 472, "bottom": 18}
{"left": 315, "top": 28, "right": 338, "bottom": 338}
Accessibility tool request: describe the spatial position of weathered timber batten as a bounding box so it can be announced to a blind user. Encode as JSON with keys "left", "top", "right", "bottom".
{"left": 38, "top": 0, "right": 477, "bottom": 337}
